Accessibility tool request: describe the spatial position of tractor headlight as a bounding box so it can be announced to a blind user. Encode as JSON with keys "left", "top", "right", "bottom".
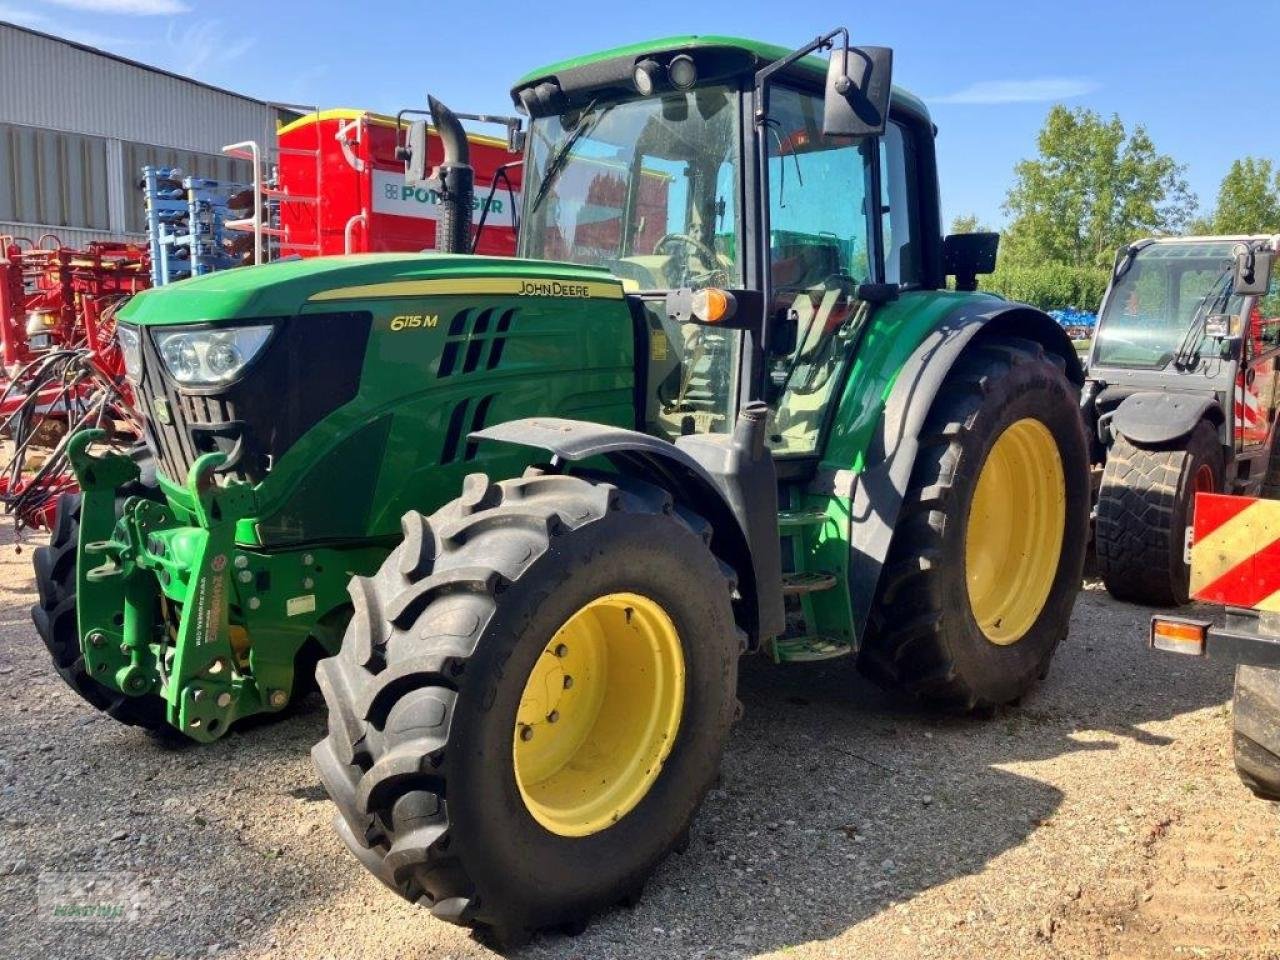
{"left": 116, "top": 323, "right": 142, "bottom": 383}
{"left": 153, "top": 325, "right": 272, "bottom": 387}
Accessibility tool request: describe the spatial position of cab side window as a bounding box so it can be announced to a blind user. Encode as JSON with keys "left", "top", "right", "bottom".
{"left": 880, "top": 120, "right": 923, "bottom": 286}
{"left": 764, "top": 85, "right": 876, "bottom": 455}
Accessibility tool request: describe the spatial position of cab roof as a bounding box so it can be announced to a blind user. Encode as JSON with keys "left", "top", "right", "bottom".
{"left": 513, "top": 34, "right": 930, "bottom": 122}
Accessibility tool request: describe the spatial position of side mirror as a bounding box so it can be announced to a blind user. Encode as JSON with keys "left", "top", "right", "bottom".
{"left": 1234, "top": 245, "right": 1273, "bottom": 297}
{"left": 943, "top": 232, "right": 1000, "bottom": 292}
{"left": 823, "top": 45, "right": 893, "bottom": 139}
{"left": 402, "top": 119, "right": 430, "bottom": 186}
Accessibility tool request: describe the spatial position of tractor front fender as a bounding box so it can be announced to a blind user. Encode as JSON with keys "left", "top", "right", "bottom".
{"left": 1110, "top": 391, "right": 1224, "bottom": 447}
{"left": 470, "top": 416, "right": 785, "bottom": 645}
{"left": 848, "top": 301, "right": 1082, "bottom": 644}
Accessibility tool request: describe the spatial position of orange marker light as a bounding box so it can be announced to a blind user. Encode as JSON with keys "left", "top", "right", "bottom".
{"left": 1149, "top": 616, "right": 1209, "bottom": 656}
{"left": 691, "top": 288, "right": 731, "bottom": 324}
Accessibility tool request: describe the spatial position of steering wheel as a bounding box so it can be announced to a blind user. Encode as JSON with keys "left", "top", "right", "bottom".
{"left": 654, "top": 232, "right": 723, "bottom": 286}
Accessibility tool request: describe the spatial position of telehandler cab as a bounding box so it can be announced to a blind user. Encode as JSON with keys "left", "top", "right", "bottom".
{"left": 32, "top": 27, "right": 1089, "bottom": 945}
{"left": 308, "top": 31, "right": 1092, "bottom": 943}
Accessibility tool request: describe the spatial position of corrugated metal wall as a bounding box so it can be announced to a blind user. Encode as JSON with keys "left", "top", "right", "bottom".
{"left": 0, "top": 22, "right": 277, "bottom": 244}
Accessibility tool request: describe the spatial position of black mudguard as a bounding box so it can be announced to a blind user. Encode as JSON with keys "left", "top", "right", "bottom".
{"left": 1110, "top": 391, "right": 1223, "bottom": 447}
{"left": 847, "top": 301, "right": 1083, "bottom": 645}
{"left": 470, "top": 414, "right": 786, "bottom": 645}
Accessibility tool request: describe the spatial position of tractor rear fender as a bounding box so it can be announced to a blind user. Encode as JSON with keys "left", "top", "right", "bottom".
{"left": 470, "top": 416, "right": 785, "bottom": 646}
{"left": 1109, "top": 391, "right": 1224, "bottom": 447}
{"left": 847, "top": 302, "right": 1083, "bottom": 644}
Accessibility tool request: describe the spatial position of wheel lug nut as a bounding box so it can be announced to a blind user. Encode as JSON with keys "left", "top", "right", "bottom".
{"left": 519, "top": 725, "right": 534, "bottom": 741}
{"left": 562, "top": 675, "right": 573, "bottom": 689}
{"left": 547, "top": 710, "right": 559, "bottom": 723}
{"left": 554, "top": 643, "right": 568, "bottom": 658}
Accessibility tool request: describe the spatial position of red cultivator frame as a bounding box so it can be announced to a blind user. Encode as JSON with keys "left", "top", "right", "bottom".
{"left": 0, "top": 235, "right": 145, "bottom": 531}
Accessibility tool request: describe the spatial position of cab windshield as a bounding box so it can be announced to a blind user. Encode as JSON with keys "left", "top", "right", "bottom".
{"left": 1094, "top": 241, "right": 1244, "bottom": 369}
{"left": 519, "top": 85, "right": 741, "bottom": 289}
{"left": 520, "top": 86, "right": 743, "bottom": 441}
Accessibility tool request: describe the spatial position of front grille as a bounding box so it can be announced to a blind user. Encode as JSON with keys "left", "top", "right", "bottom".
{"left": 132, "top": 312, "right": 373, "bottom": 487}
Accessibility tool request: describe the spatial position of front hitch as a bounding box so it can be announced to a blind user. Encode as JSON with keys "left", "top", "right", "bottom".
{"left": 68, "top": 431, "right": 271, "bottom": 742}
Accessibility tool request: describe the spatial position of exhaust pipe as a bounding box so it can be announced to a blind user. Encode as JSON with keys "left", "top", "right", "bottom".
{"left": 428, "top": 96, "right": 474, "bottom": 254}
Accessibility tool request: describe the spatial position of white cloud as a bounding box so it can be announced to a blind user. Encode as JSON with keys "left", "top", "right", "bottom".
{"left": 933, "top": 77, "right": 1100, "bottom": 105}
{"left": 0, "top": 2, "right": 49, "bottom": 25}
{"left": 42, "top": 0, "right": 190, "bottom": 14}
{"left": 0, "top": 4, "right": 136, "bottom": 47}
{"left": 164, "top": 19, "right": 255, "bottom": 76}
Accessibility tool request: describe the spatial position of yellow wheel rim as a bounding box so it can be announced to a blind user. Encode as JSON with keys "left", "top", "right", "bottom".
{"left": 965, "top": 418, "right": 1066, "bottom": 645}
{"left": 513, "top": 592, "right": 685, "bottom": 837}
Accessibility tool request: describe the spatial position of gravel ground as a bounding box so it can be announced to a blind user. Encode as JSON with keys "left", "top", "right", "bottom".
{"left": 1, "top": 519, "right": 1279, "bottom": 960}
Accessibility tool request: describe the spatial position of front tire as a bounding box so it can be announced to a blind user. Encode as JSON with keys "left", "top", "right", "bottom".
{"left": 30, "top": 493, "right": 169, "bottom": 730}
{"left": 1096, "top": 421, "right": 1223, "bottom": 607}
{"left": 312, "top": 471, "right": 738, "bottom": 943}
{"left": 1233, "top": 665, "right": 1280, "bottom": 802}
{"left": 857, "top": 334, "right": 1090, "bottom": 709}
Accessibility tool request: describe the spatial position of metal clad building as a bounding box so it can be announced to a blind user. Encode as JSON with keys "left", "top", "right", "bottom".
{"left": 0, "top": 22, "right": 280, "bottom": 248}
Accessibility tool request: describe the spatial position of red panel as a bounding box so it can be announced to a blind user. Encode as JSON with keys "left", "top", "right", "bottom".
{"left": 277, "top": 114, "right": 521, "bottom": 259}
{"left": 1193, "top": 492, "right": 1257, "bottom": 543}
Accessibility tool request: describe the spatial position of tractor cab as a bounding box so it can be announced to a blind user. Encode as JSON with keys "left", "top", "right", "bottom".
{"left": 508, "top": 36, "right": 942, "bottom": 458}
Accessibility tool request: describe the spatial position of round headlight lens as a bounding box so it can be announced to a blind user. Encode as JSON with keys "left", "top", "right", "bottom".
{"left": 633, "top": 59, "right": 660, "bottom": 96}
{"left": 161, "top": 336, "right": 200, "bottom": 383}
{"left": 668, "top": 55, "right": 697, "bottom": 90}
{"left": 205, "top": 340, "right": 243, "bottom": 377}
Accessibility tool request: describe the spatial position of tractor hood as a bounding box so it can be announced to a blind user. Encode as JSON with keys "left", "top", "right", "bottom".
{"left": 117, "top": 254, "right": 625, "bottom": 325}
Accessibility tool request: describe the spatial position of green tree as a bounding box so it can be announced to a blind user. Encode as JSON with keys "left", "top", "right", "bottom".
{"left": 1001, "top": 106, "right": 1196, "bottom": 269}
{"left": 1193, "top": 157, "right": 1280, "bottom": 235}
{"left": 949, "top": 213, "right": 991, "bottom": 234}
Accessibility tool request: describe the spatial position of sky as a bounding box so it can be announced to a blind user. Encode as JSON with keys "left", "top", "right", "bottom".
{"left": 3, "top": 0, "right": 1275, "bottom": 230}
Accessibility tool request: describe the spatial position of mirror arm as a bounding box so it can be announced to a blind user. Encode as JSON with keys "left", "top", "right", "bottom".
{"left": 752, "top": 27, "right": 849, "bottom": 125}
{"left": 751, "top": 26, "right": 850, "bottom": 402}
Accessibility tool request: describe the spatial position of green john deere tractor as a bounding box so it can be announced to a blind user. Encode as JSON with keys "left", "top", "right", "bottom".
{"left": 33, "top": 30, "right": 1089, "bottom": 942}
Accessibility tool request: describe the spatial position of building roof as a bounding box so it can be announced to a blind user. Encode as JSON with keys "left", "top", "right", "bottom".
{"left": 0, "top": 19, "right": 275, "bottom": 108}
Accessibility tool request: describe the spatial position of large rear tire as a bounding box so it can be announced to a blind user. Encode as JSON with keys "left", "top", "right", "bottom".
{"left": 1233, "top": 665, "right": 1280, "bottom": 802}
{"left": 1095, "top": 421, "right": 1222, "bottom": 607}
{"left": 312, "top": 471, "right": 738, "bottom": 944}
{"left": 857, "top": 334, "right": 1090, "bottom": 710}
{"left": 30, "top": 492, "right": 169, "bottom": 730}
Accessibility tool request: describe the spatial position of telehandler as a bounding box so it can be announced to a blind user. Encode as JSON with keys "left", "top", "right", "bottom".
{"left": 1086, "top": 236, "right": 1280, "bottom": 606}
{"left": 33, "top": 28, "right": 1090, "bottom": 944}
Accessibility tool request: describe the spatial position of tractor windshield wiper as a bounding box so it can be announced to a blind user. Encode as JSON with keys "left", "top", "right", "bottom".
{"left": 1172, "top": 266, "right": 1234, "bottom": 370}
{"left": 528, "top": 101, "right": 612, "bottom": 216}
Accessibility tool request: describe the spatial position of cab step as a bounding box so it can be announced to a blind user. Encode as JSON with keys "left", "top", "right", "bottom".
{"left": 777, "top": 508, "right": 829, "bottom": 530}
{"left": 771, "top": 635, "right": 853, "bottom": 663}
{"left": 781, "top": 570, "right": 837, "bottom": 595}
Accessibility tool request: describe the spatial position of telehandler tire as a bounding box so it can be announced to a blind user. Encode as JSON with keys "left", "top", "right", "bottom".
{"left": 31, "top": 492, "right": 169, "bottom": 731}
{"left": 1233, "top": 665, "right": 1280, "bottom": 802}
{"left": 1095, "top": 420, "right": 1222, "bottom": 607}
{"left": 858, "top": 333, "right": 1090, "bottom": 710}
{"left": 313, "top": 471, "right": 738, "bottom": 944}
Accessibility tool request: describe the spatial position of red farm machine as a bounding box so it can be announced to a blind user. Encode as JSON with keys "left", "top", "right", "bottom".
{"left": 0, "top": 109, "right": 520, "bottom": 532}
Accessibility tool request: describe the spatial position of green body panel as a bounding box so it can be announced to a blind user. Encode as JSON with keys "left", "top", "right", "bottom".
{"left": 783, "top": 290, "right": 995, "bottom": 644}
{"left": 118, "top": 254, "right": 623, "bottom": 325}
{"left": 513, "top": 34, "right": 931, "bottom": 121}
{"left": 76, "top": 254, "right": 636, "bottom": 739}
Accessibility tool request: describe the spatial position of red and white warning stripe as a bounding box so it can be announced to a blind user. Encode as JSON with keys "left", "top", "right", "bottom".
{"left": 1190, "top": 493, "right": 1280, "bottom": 610}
